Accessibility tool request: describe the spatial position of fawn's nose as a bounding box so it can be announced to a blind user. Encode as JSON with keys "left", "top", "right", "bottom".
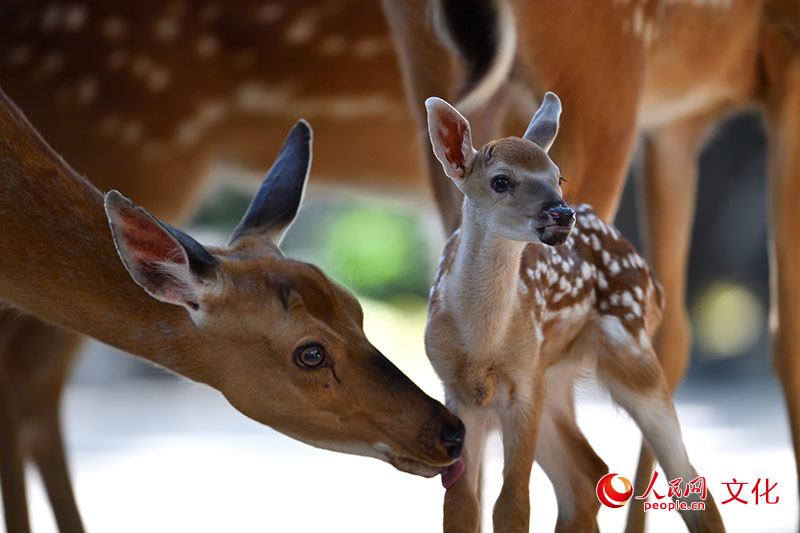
{"left": 440, "top": 419, "right": 465, "bottom": 459}
{"left": 547, "top": 206, "right": 576, "bottom": 226}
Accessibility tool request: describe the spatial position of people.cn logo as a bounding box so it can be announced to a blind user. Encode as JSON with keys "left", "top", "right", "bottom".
{"left": 596, "top": 473, "right": 634, "bottom": 508}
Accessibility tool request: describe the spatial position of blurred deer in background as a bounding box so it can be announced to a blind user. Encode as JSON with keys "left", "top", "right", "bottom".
{"left": 0, "top": 88, "right": 465, "bottom": 532}
{"left": 0, "top": 1, "right": 427, "bottom": 531}
{"left": 383, "top": 0, "right": 800, "bottom": 529}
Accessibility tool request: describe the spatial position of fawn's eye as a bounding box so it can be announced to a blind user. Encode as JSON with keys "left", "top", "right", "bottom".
{"left": 295, "top": 343, "right": 326, "bottom": 369}
{"left": 491, "top": 176, "right": 512, "bottom": 193}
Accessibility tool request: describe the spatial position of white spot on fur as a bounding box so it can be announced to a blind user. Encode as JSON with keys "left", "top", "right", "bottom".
{"left": 621, "top": 291, "right": 634, "bottom": 307}
{"left": 235, "top": 82, "right": 405, "bottom": 120}
{"left": 147, "top": 65, "right": 171, "bottom": 92}
{"left": 176, "top": 100, "right": 228, "bottom": 146}
{"left": 581, "top": 262, "right": 592, "bottom": 280}
{"left": 598, "top": 315, "right": 634, "bottom": 346}
{"left": 63, "top": 5, "right": 88, "bottom": 32}
{"left": 353, "top": 37, "right": 391, "bottom": 59}
{"left": 518, "top": 278, "right": 529, "bottom": 295}
{"left": 632, "top": 5, "right": 644, "bottom": 36}
{"left": 285, "top": 12, "right": 316, "bottom": 45}
{"left": 154, "top": 18, "right": 179, "bottom": 41}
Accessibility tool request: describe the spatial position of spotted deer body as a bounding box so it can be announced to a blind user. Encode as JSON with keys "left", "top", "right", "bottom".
{"left": 431, "top": 203, "right": 664, "bottom": 378}
{"left": 425, "top": 94, "right": 723, "bottom": 532}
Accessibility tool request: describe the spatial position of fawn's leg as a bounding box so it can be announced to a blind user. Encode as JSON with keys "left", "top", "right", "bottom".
{"left": 594, "top": 318, "right": 724, "bottom": 533}
{"left": 537, "top": 363, "right": 607, "bottom": 533}
{"left": 492, "top": 373, "right": 547, "bottom": 533}
{"left": 760, "top": 4, "right": 800, "bottom": 520}
{"left": 627, "top": 111, "right": 718, "bottom": 533}
{"left": 444, "top": 401, "right": 493, "bottom": 533}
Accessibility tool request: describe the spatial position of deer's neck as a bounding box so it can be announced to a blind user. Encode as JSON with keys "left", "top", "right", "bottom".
{"left": 0, "top": 98, "right": 215, "bottom": 386}
{"left": 447, "top": 202, "right": 526, "bottom": 349}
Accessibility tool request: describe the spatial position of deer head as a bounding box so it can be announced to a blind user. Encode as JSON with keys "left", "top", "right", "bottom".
{"left": 425, "top": 92, "right": 575, "bottom": 245}
{"left": 104, "top": 121, "right": 464, "bottom": 476}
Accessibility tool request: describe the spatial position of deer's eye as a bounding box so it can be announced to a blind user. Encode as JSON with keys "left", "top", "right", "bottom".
{"left": 295, "top": 343, "right": 326, "bottom": 369}
{"left": 491, "top": 176, "right": 512, "bottom": 193}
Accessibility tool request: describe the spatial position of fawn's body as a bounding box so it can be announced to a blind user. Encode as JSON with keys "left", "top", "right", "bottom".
{"left": 425, "top": 95, "right": 723, "bottom": 532}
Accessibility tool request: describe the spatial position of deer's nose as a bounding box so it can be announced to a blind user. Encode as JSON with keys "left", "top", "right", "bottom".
{"left": 547, "top": 206, "right": 576, "bottom": 226}
{"left": 441, "top": 419, "right": 465, "bottom": 458}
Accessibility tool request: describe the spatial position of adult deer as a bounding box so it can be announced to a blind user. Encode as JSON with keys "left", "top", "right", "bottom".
{"left": 425, "top": 92, "right": 724, "bottom": 532}
{"left": 382, "top": 0, "right": 800, "bottom": 529}
{"left": 0, "top": 2, "right": 426, "bottom": 531}
{"left": 0, "top": 88, "right": 465, "bottom": 532}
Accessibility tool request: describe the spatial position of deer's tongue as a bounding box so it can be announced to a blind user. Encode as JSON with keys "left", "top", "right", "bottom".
{"left": 441, "top": 456, "right": 465, "bottom": 489}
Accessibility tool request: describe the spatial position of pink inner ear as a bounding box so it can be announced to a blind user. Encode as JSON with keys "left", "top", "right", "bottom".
{"left": 439, "top": 115, "right": 469, "bottom": 173}
{"left": 116, "top": 205, "right": 187, "bottom": 266}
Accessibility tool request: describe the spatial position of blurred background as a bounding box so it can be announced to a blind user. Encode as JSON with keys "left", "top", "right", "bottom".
{"left": 0, "top": 1, "right": 793, "bottom": 532}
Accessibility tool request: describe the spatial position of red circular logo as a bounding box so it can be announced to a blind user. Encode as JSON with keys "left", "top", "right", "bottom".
{"left": 596, "top": 473, "right": 633, "bottom": 508}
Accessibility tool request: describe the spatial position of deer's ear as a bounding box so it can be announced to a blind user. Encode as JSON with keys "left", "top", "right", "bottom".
{"left": 523, "top": 92, "right": 562, "bottom": 153}
{"left": 425, "top": 97, "right": 476, "bottom": 184}
{"left": 228, "top": 120, "right": 312, "bottom": 247}
{"left": 105, "top": 191, "right": 218, "bottom": 316}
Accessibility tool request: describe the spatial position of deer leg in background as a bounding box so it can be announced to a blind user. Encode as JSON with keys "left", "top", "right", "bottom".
{"left": 626, "top": 112, "right": 717, "bottom": 533}
{"left": 513, "top": 0, "right": 649, "bottom": 222}
{"left": 381, "top": 0, "right": 463, "bottom": 234}
{"left": 8, "top": 316, "right": 85, "bottom": 533}
{"left": 761, "top": 4, "right": 800, "bottom": 522}
{"left": 0, "top": 310, "right": 30, "bottom": 533}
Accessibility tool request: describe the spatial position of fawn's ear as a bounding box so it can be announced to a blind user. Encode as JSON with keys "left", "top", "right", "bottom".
{"left": 523, "top": 92, "right": 562, "bottom": 153}
{"left": 228, "top": 120, "right": 312, "bottom": 247}
{"left": 105, "top": 191, "right": 218, "bottom": 316}
{"left": 425, "top": 97, "right": 476, "bottom": 184}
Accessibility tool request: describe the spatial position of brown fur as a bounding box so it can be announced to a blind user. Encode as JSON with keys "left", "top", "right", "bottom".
{"left": 385, "top": 1, "right": 800, "bottom": 530}
{"left": 424, "top": 99, "right": 724, "bottom": 531}
{"left": 0, "top": 87, "right": 463, "bottom": 531}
